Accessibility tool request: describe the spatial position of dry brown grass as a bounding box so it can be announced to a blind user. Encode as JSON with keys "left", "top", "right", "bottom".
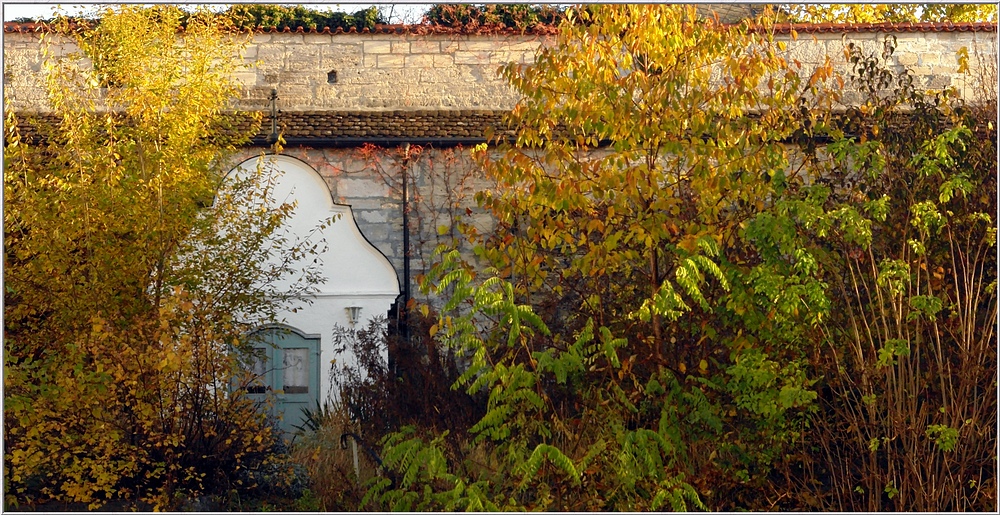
{"left": 289, "top": 401, "right": 382, "bottom": 511}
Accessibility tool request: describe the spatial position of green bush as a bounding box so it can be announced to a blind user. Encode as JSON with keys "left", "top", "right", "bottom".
{"left": 423, "top": 4, "right": 564, "bottom": 29}
{"left": 220, "top": 5, "right": 383, "bottom": 31}
{"left": 794, "top": 36, "right": 997, "bottom": 511}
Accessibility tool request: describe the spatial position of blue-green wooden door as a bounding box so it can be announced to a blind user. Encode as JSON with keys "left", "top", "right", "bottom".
{"left": 247, "top": 328, "right": 321, "bottom": 437}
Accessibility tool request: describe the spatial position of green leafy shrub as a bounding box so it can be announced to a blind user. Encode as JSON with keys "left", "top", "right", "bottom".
{"left": 350, "top": 5, "right": 836, "bottom": 510}
{"left": 423, "top": 3, "right": 564, "bottom": 29}
{"left": 3, "top": 6, "right": 324, "bottom": 510}
{"left": 790, "top": 36, "right": 997, "bottom": 511}
{"left": 220, "top": 4, "right": 383, "bottom": 31}
{"left": 9, "top": 4, "right": 385, "bottom": 31}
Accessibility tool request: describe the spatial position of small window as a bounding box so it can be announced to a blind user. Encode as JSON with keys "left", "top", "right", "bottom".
{"left": 327, "top": 70, "right": 338, "bottom": 84}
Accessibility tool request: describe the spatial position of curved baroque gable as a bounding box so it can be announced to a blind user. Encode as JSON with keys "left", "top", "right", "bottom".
{"left": 227, "top": 154, "right": 400, "bottom": 298}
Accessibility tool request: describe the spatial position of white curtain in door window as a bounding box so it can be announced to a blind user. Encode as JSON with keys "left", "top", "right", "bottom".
{"left": 283, "top": 348, "right": 309, "bottom": 392}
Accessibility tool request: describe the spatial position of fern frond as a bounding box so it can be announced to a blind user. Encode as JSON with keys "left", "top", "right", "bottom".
{"left": 599, "top": 325, "right": 627, "bottom": 368}
{"left": 519, "top": 443, "right": 581, "bottom": 489}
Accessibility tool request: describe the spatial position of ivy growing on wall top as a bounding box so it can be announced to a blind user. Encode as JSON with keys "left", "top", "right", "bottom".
{"left": 9, "top": 4, "right": 384, "bottom": 31}
{"left": 9, "top": 3, "right": 998, "bottom": 29}
{"left": 10, "top": 4, "right": 566, "bottom": 31}
{"left": 423, "top": 4, "right": 565, "bottom": 30}
{"left": 219, "top": 4, "right": 384, "bottom": 31}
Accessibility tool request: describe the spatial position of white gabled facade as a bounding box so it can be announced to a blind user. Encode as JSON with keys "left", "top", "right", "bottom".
{"left": 227, "top": 154, "right": 399, "bottom": 408}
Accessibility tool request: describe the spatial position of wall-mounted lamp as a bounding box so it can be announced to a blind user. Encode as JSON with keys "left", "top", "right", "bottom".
{"left": 345, "top": 306, "right": 362, "bottom": 326}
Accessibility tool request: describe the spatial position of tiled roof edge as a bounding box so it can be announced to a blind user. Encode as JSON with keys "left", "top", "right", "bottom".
{"left": 8, "top": 109, "right": 515, "bottom": 144}
{"left": 5, "top": 20, "right": 996, "bottom": 35}
{"left": 9, "top": 108, "right": 995, "bottom": 149}
{"left": 759, "top": 21, "right": 998, "bottom": 34}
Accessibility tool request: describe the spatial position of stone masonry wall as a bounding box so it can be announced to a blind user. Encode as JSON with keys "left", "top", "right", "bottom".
{"left": 229, "top": 146, "right": 493, "bottom": 298}
{"left": 4, "top": 28, "right": 996, "bottom": 112}
{"left": 3, "top": 31, "right": 553, "bottom": 111}
{"left": 4, "top": 25, "right": 996, "bottom": 298}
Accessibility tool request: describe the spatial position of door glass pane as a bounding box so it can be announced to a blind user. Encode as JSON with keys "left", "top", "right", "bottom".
{"left": 283, "top": 347, "right": 308, "bottom": 394}
{"left": 247, "top": 348, "right": 268, "bottom": 394}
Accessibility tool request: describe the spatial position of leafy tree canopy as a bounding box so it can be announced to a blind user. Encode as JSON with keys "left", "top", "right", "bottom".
{"left": 9, "top": 4, "right": 385, "bottom": 31}
{"left": 219, "top": 4, "right": 383, "bottom": 31}
{"left": 4, "top": 5, "right": 324, "bottom": 510}
{"left": 362, "top": 5, "right": 830, "bottom": 510}
{"left": 422, "top": 4, "right": 564, "bottom": 29}
{"left": 11, "top": 3, "right": 997, "bottom": 28}
{"left": 784, "top": 3, "right": 998, "bottom": 23}
{"left": 351, "top": 3, "right": 996, "bottom": 511}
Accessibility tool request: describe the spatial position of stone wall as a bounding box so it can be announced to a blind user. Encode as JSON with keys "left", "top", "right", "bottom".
{"left": 780, "top": 28, "right": 996, "bottom": 104}
{"left": 229, "top": 145, "right": 493, "bottom": 298}
{"left": 4, "top": 26, "right": 996, "bottom": 112}
{"left": 2, "top": 30, "right": 553, "bottom": 111}
{"left": 5, "top": 23, "right": 996, "bottom": 299}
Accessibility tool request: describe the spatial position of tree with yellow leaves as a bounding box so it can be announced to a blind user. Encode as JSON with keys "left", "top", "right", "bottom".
{"left": 4, "top": 6, "right": 322, "bottom": 510}
{"left": 785, "top": 3, "right": 997, "bottom": 23}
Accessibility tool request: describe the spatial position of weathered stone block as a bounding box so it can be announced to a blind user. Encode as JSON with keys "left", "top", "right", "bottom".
{"left": 286, "top": 45, "right": 321, "bottom": 67}
{"left": 364, "top": 41, "right": 392, "bottom": 54}
{"left": 351, "top": 223, "right": 391, "bottom": 247}
{"left": 419, "top": 67, "right": 476, "bottom": 84}
{"left": 434, "top": 54, "right": 455, "bottom": 67}
{"left": 500, "top": 40, "right": 542, "bottom": 52}
{"left": 272, "top": 34, "right": 304, "bottom": 44}
{"left": 359, "top": 210, "right": 389, "bottom": 223}
{"left": 277, "top": 71, "right": 312, "bottom": 86}
{"left": 257, "top": 45, "right": 287, "bottom": 65}
{"left": 323, "top": 44, "right": 362, "bottom": 61}
{"left": 405, "top": 54, "right": 435, "bottom": 67}
{"left": 490, "top": 51, "right": 522, "bottom": 65}
{"left": 241, "top": 45, "right": 259, "bottom": 59}
{"left": 304, "top": 34, "right": 332, "bottom": 45}
{"left": 460, "top": 40, "right": 501, "bottom": 52}
{"left": 785, "top": 41, "right": 825, "bottom": 65}
{"left": 410, "top": 40, "right": 441, "bottom": 53}
{"left": 377, "top": 54, "right": 405, "bottom": 68}
{"left": 338, "top": 197, "right": 390, "bottom": 212}
{"left": 231, "top": 71, "right": 259, "bottom": 86}
{"left": 340, "top": 178, "right": 392, "bottom": 198}
{"left": 454, "top": 51, "right": 490, "bottom": 65}
{"left": 274, "top": 85, "right": 314, "bottom": 106}
{"left": 922, "top": 74, "right": 952, "bottom": 90}
{"left": 319, "top": 55, "right": 362, "bottom": 72}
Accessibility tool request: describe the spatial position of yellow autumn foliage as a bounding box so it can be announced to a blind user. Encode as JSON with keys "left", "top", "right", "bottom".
{"left": 4, "top": 6, "right": 319, "bottom": 510}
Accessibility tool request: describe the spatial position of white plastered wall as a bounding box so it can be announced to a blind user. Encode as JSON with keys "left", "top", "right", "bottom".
{"left": 227, "top": 153, "right": 399, "bottom": 404}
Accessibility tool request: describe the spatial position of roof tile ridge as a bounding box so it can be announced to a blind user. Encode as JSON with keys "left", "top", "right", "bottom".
{"left": 761, "top": 21, "right": 997, "bottom": 33}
